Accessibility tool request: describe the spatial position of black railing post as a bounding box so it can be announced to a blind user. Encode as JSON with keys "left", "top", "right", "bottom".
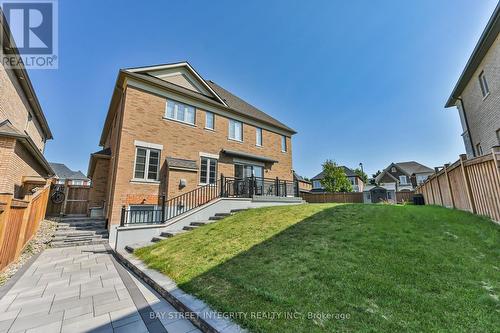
{"left": 275, "top": 177, "right": 279, "bottom": 196}
{"left": 295, "top": 180, "right": 299, "bottom": 197}
{"left": 249, "top": 175, "right": 254, "bottom": 197}
{"left": 284, "top": 180, "right": 287, "bottom": 197}
{"left": 120, "top": 205, "right": 126, "bottom": 227}
{"left": 220, "top": 174, "right": 225, "bottom": 197}
{"left": 161, "top": 194, "right": 166, "bottom": 222}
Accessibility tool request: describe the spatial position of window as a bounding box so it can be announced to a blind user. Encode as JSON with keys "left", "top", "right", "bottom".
{"left": 476, "top": 143, "right": 483, "bottom": 156}
{"left": 281, "top": 135, "right": 287, "bottom": 152}
{"left": 205, "top": 112, "right": 214, "bottom": 130}
{"left": 72, "top": 180, "right": 84, "bottom": 186}
{"left": 479, "top": 71, "right": 490, "bottom": 97}
{"left": 387, "top": 191, "right": 392, "bottom": 200}
{"left": 228, "top": 119, "right": 243, "bottom": 141}
{"left": 497, "top": 129, "right": 500, "bottom": 144}
{"left": 256, "top": 128, "right": 262, "bottom": 146}
{"left": 312, "top": 180, "right": 322, "bottom": 189}
{"left": 399, "top": 175, "right": 408, "bottom": 184}
{"left": 391, "top": 167, "right": 396, "bottom": 173}
{"left": 165, "top": 99, "right": 195, "bottom": 125}
{"left": 200, "top": 157, "right": 217, "bottom": 184}
{"left": 416, "top": 175, "right": 427, "bottom": 185}
{"left": 134, "top": 147, "right": 160, "bottom": 180}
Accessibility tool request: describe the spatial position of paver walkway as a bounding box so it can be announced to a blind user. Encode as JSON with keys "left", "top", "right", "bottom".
{"left": 0, "top": 244, "right": 200, "bottom": 333}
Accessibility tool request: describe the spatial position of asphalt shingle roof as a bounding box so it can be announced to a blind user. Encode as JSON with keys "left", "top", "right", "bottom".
{"left": 311, "top": 166, "right": 357, "bottom": 180}
{"left": 394, "top": 161, "right": 434, "bottom": 175}
{"left": 49, "top": 163, "right": 89, "bottom": 181}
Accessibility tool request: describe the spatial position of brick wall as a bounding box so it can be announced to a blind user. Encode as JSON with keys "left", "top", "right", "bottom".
{"left": 106, "top": 86, "right": 294, "bottom": 225}
{"left": 88, "top": 158, "right": 110, "bottom": 208}
{"left": 460, "top": 35, "right": 500, "bottom": 155}
{"left": 0, "top": 63, "right": 46, "bottom": 152}
{"left": 0, "top": 138, "right": 47, "bottom": 197}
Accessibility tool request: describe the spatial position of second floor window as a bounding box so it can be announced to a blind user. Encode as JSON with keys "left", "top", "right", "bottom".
{"left": 200, "top": 157, "right": 217, "bottom": 184}
{"left": 476, "top": 143, "right": 483, "bottom": 156}
{"left": 281, "top": 135, "right": 287, "bottom": 152}
{"left": 256, "top": 128, "right": 262, "bottom": 146}
{"left": 134, "top": 147, "right": 160, "bottom": 180}
{"left": 228, "top": 119, "right": 243, "bottom": 141}
{"left": 399, "top": 175, "right": 408, "bottom": 184}
{"left": 479, "top": 71, "right": 490, "bottom": 97}
{"left": 312, "top": 180, "right": 322, "bottom": 189}
{"left": 165, "top": 99, "right": 195, "bottom": 125}
{"left": 205, "top": 112, "right": 214, "bottom": 130}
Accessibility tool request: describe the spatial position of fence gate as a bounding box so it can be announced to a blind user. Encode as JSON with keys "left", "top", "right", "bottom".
{"left": 47, "top": 184, "right": 90, "bottom": 216}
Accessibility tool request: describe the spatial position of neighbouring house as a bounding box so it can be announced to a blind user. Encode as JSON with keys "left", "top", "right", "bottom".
{"left": 0, "top": 13, "right": 53, "bottom": 198}
{"left": 363, "top": 161, "right": 433, "bottom": 203}
{"left": 88, "top": 61, "right": 297, "bottom": 233}
{"left": 310, "top": 166, "right": 364, "bottom": 192}
{"left": 49, "top": 162, "right": 90, "bottom": 186}
{"left": 445, "top": 3, "right": 500, "bottom": 158}
{"left": 293, "top": 171, "right": 312, "bottom": 193}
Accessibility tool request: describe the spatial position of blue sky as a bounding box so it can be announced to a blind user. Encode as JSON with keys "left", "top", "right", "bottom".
{"left": 27, "top": 0, "right": 498, "bottom": 178}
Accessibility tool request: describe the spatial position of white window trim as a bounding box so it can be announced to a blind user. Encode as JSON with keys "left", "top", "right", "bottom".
{"left": 205, "top": 112, "right": 215, "bottom": 130}
{"left": 256, "top": 128, "right": 263, "bottom": 147}
{"left": 134, "top": 140, "right": 163, "bottom": 150}
{"left": 199, "top": 152, "right": 219, "bottom": 159}
{"left": 164, "top": 99, "right": 196, "bottom": 125}
{"left": 479, "top": 71, "right": 490, "bottom": 99}
{"left": 199, "top": 157, "right": 217, "bottom": 185}
{"left": 281, "top": 135, "right": 287, "bottom": 152}
{"left": 132, "top": 146, "right": 161, "bottom": 182}
{"left": 399, "top": 175, "right": 408, "bottom": 184}
{"left": 228, "top": 119, "right": 243, "bottom": 142}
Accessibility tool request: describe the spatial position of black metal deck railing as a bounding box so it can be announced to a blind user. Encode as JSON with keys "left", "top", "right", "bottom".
{"left": 120, "top": 175, "right": 299, "bottom": 226}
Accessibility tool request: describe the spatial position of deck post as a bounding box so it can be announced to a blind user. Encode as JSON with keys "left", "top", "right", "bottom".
{"left": 249, "top": 175, "right": 255, "bottom": 198}
{"left": 161, "top": 194, "right": 165, "bottom": 222}
{"left": 275, "top": 177, "right": 279, "bottom": 196}
{"left": 220, "top": 174, "right": 225, "bottom": 197}
{"left": 120, "top": 205, "right": 126, "bottom": 227}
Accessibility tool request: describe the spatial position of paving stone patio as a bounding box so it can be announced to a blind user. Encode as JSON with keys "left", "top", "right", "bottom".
{"left": 0, "top": 244, "right": 201, "bottom": 333}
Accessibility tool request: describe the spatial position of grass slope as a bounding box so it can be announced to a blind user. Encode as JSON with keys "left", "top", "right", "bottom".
{"left": 135, "top": 204, "right": 500, "bottom": 332}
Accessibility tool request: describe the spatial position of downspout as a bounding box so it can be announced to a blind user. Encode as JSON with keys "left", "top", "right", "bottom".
{"left": 456, "top": 97, "right": 475, "bottom": 157}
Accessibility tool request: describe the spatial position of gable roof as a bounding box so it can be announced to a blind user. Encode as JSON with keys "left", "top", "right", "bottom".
{"left": 0, "top": 10, "right": 52, "bottom": 139}
{"left": 445, "top": 2, "right": 500, "bottom": 107}
{"left": 375, "top": 161, "right": 433, "bottom": 183}
{"left": 395, "top": 161, "right": 434, "bottom": 175}
{"left": 49, "top": 162, "right": 89, "bottom": 181}
{"left": 311, "top": 166, "right": 357, "bottom": 181}
{"left": 99, "top": 62, "right": 296, "bottom": 146}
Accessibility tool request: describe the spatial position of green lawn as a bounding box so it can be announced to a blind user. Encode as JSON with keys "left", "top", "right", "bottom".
{"left": 135, "top": 204, "right": 500, "bottom": 332}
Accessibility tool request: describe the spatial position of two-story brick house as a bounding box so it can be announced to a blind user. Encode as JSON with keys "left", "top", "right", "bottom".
{"left": 88, "top": 62, "right": 296, "bottom": 228}
{"left": 445, "top": 3, "right": 500, "bottom": 158}
{"left": 0, "top": 12, "right": 53, "bottom": 198}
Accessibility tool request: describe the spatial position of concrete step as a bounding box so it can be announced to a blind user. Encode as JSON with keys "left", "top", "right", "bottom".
{"left": 51, "top": 239, "right": 109, "bottom": 248}
{"left": 208, "top": 216, "right": 225, "bottom": 220}
{"left": 190, "top": 221, "right": 213, "bottom": 226}
{"left": 160, "top": 230, "right": 186, "bottom": 238}
{"left": 52, "top": 235, "right": 108, "bottom": 243}
{"left": 214, "top": 213, "right": 231, "bottom": 217}
{"left": 151, "top": 236, "right": 167, "bottom": 243}
{"left": 125, "top": 242, "right": 153, "bottom": 253}
{"left": 183, "top": 225, "right": 199, "bottom": 231}
{"left": 230, "top": 208, "right": 248, "bottom": 213}
{"left": 54, "top": 230, "right": 108, "bottom": 237}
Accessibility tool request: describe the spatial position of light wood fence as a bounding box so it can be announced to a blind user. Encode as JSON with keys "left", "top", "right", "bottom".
{"left": 415, "top": 147, "right": 500, "bottom": 222}
{"left": 46, "top": 184, "right": 90, "bottom": 216}
{"left": 0, "top": 185, "right": 50, "bottom": 271}
{"left": 300, "top": 192, "right": 364, "bottom": 203}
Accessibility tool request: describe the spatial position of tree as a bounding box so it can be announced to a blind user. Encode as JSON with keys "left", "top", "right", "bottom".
{"left": 320, "top": 160, "right": 353, "bottom": 192}
{"left": 370, "top": 170, "right": 382, "bottom": 185}
{"left": 354, "top": 168, "right": 368, "bottom": 184}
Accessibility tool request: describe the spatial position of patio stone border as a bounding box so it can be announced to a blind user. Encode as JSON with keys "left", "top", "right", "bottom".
{"left": 114, "top": 250, "right": 247, "bottom": 333}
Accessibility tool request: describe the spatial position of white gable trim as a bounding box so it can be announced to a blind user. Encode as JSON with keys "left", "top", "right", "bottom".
{"left": 126, "top": 62, "right": 228, "bottom": 107}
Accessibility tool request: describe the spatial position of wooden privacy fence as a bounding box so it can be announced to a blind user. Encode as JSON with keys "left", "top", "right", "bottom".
{"left": 416, "top": 147, "right": 500, "bottom": 222}
{"left": 0, "top": 185, "right": 50, "bottom": 271}
{"left": 396, "top": 191, "right": 415, "bottom": 203}
{"left": 301, "top": 192, "right": 364, "bottom": 203}
{"left": 46, "top": 184, "right": 90, "bottom": 216}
